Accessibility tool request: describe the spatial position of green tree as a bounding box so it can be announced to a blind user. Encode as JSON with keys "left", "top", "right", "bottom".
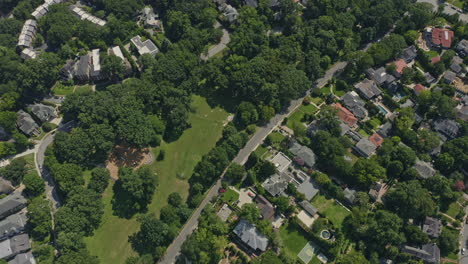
{"left": 129, "top": 214, "right": 176, "bottom": 255}
{"left": 23, "top": 173, "right": 45, "bottom": 197}
{"left": 102, "top": 55, "right": 125, "bottom": 81}
{"left": 27, "top": 197, "right": 52, "bottom": 241}
{"left": 0, "top": 158, "right": 26, "bottom": 185}
{"left": 438, "top": 228, "right": 458, "bottom": 256}
{"left": 88, "top": 168, "right": 110, "bottom": 193}
{"left": 385, "top": 180, "right": 435, "bottom": 220}
{"left": 404, "top": 225, "right": 429, "bottom": 246}
{"left": 352, "top": 158, "right": 386, "bottom": 187}
{"left": 337, "top": 251, "right": 370, "bottom": 264}
{"left": 224, "top": 163, "right": 246, "bottom": 184}
{"left": 50, "top": 163, "right": 84, "bottom": 197}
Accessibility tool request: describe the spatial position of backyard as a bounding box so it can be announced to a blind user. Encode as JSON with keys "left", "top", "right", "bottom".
{"left": 312, "top": 195, "right": 350, "bottom": 228}
{"left": 84, "top": 96, "right": 230, "bottom": 264}
{"left": 279, "top": 223, "right": 322, "bottom": 264}
{"left": 286, "top": 104, "right": 318, "bottom": 131}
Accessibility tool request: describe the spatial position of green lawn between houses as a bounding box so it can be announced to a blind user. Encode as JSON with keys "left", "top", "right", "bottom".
{"left": 279, "top": 223, "right": 310, "bottom": 257}
{"left": 312, "top": 195, "right": 350, "bottom": 229}
{"left": 84, "top": 96, "right": 230, "bottom": 264}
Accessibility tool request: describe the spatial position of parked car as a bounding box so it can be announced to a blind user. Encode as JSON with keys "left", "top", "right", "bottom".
{"left": 462, "top": 248, "right": 465, "bottom": 255}
{"left": 218, "top": 188, "right": 226, "bottom": 193}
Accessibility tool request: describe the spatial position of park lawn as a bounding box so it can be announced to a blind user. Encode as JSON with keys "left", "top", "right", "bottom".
{"left": 84, "top": 95, "right": 230, "bottom": 264}
{"left": 300, "top": 104, "right": 319, "bottom": 115}
{"left": 279, "top": 223, "right": 309, "bottom": 257}
{"left": 221, "top": 188, "right": 239, "bottom": 204}
{"left": 312, "top": 195, "right": 350, "bottom": 228}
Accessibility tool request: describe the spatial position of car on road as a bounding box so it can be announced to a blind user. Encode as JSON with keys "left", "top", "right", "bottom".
{"left": 462, "top": 248, "right": 466, "bottom": 255}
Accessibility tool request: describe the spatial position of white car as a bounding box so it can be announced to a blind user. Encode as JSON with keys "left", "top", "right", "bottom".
{"left": 462, "top": 248, "right": 466, "bottom": 255}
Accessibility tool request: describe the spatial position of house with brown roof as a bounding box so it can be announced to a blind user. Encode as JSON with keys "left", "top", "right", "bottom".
{"left": 413, "top": 84, "right": 427, "bottom": 96}
{"left": 255, "top": 195, "right": 275, "bottom": 221}
{"left": 431, "top": 28, "right": 454, "bottom": 49}
{"left": 332, "top": 103, "right": 358, "bottom": 127}
{"left": 369, "top": 133, "right": 384, "bottom": 148}
{"left": 392, "top": 59, "right": 407, "bottom": 78}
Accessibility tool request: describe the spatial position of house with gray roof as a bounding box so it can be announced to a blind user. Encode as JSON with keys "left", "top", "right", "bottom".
{"left": 422, "top": 216, "right": 442, "bottom": 238}
{"left": 413, "top": 159, "right": 436, "bottom": 179}
{"left": 456, "top": 39, "right": 468, "bottom": 57}
{"left": 366, "top": 67, "right": 396, "bottom": 87}
{"left": 354, "top": 79, "right": 382, "bottom": 100}
{"left": 341, "top": 92, "right": 368, "bottom": 119}
{"left": 17, "top": 20, "right": 37, "bottom": 48}
{"left": 0, "top": 194, "right": 27, "bottom": 220}
{"left": 255, "top": 195, "right": 275, "bottom": 221}
{"left": 70, "top": 5, "right": 107, "bottom": 26}
{"left": 299, "top": 200, "right": 318, "bottom": 217}
{"left": 289, "top": 142, "right": 316, "bottom": 168}
{"left": 353, "top": 138, "right": 377, "bottom": 158}
{"left": 433, "top": 119, "right": 459, "bottom": 141}
{"left": 402, "top": 243, "right": 440, "bottom": 263}
{"left": 245, "top": 0, "right": 258, "bottom": 7}
{"left": 8, "top": 252, "right": 36, "bottom": 264}
{"left": 233, "top": 219, "right": 268, "bottom": 253}
{"left": 400, "top": 45, "right": 418, "bottom": 63}
{"left": 218, "top": 3, "right": 238, "bottom": 23}
{"left": 90, "top": 49, "right": 104, "bottom": 81}
{"left": 0, "top": 179, "right": 13, "bottom": 196}
{"left": 443, "top": 70, "right": 457, "bottom": 84}
{"left": 377, "top": 122, "right": 392, "bottom": 138}
{"left": 0, "top": 234, "right": 31, "bottom": 260}
{"left": 297, "top": 176, "right": 319, "bottom": 201}
{"left": 130, "top": 35, "right": 159, "bottom": 57}
{"left": 59, "top": 60, "right": 75, "bottom": 81}
{"left": 262, "top": 173, "right": 291, "bottom": 197}
{"left": 139, "top": 7, "right": 162, "bottom": 30}
{"left": 74, "top": 54, "right": 90, "bottom": 82}
{"left": 16, "top": 111, "right": 39, "bottom": 137}
{"left": 27, "top": 104, "right": 57, "bottom": 123}
{"left": 343, "top": 188, "right": 356, "bottom": 205}
{"left": 0, "top": 212, "right": 27, "bottom": 241}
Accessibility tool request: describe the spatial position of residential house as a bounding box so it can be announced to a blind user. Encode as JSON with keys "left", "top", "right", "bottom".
{"left": 27, "top": 104, "right": 57, "bottom": 123}
{"left": 346, "top": 129, "right": 362, "bottom": 142}
{"left": 0, "top": 234, "right": 31, "bottom": 260}
{"left": 430, "top": 28, "right": 454, "bottom": 49}
{"left": 402, "top": 243, "right": 440, "bottom": 264}
{"left": 443, "top": 70, "right": 457, "bottom": 84}
{"left": 456, "top": 39, "right": 468, "bottom": 57}
{"left": 433, "top": 119, "right": 459, "bottom": 140}
{"left": 400, "top": 99, "right": 415, "bottom": 108}
{"left": 341, "top": 92, "right": 368, "bottom": 119}
{"left": 139, "top": 7, "right": 162, "bottom": 30}
{"left": 332, "top": 103, "right": 358, "bottom": 127}
{"left": 422, "top": 216, "right": 442, "bottom": 238}
{"left": 31, "top": 0, "right": 63, "bottom": 19}
{"left": 59, "top": 60, "right": 75, "bottom": 81}
{"left": 339, "top": 122, "right": 351, "bottom": 136}
{"left": 424, "top": 72, "right": 435, "bottom": 84}
{"left": 70, "top": 5, "right": 107, "bottom": 26}
{"left": 354, "top": 79, "right": 382, "bottom": 100}
{"left": 289, "top": 142, "right": 316, "bottom": 168}
{"left": 255, "top": 195, "right": 275, "bottom": 221}
{"left": 262, "top": 173, "right": 291, "bottom": 197}
{"left": 392, "top": 59, "right": 407, "bottom": 78}
{"left": 369, "top": 133, "right": 384, "bottom": 148}
{"left": 244, "top": 0, "right": 258, "bottom": 7}
{"left": 366, "top": 67, "right": 397, "bottom": 89}
{"left": 8, "top": 252, "right": 36, "bottom": 264}
{"left": 216, "top": 204, "right": 232, "bottom": 222}
{"left": 343, "top": 188, "right": 356, "bottom": 205}
{"left": 130, "top": 35, "right": 159, "bottom": 57}
{"left": 90, "top": 49, "right": 104, "bottom": 81}
{"left": 400, "top": 45, "right": 417, "bottom": 63}
{"left": 0, "top": 179, "right": 13, "bottom": 195}
{"left": 430, "top": 56, "right": 441, "bottom": 65}
{"left": 413, "top": 84, "right": 427, "bottom": 96}
{"left": 218, "top": 3, "right": 239, "bottom": 23}
{"left": 450, "top": 56, "right": 464, "bottom": 75}
{"left": 377, "top": 122, "right": 392, "bottom": 138}
{"left": 297, "top": 176, "right": 320, "bottom": 200}
{"left": 108, "top": 46, "right": 132, "bottom": 74}
{"left": 0, "top": 212, "right": 27, "bottom": 241}
{"left": 74, "top": 54, "right": 91, "bottom": 82}
{"left": 17, "top": 20, "right": 37, "bottom": 48}
{"left": 269, "top": 152, "right": 291, "bottom": 173}
{"left": 456, "top": 105, "right": 468, "bottom": 121}
{"left": 20, "top": 48, "right": 37, "bottom": 60}
{"left": 16, "top": 111, "right": 39, "bottom": 137}
{"left": 0, "top": 194, "right": 27, "bottom": 220}
{"left": 299, "top": 200, "right": 318, "bottom": 217}
{"left": 233, "top": 219, "right": 268, "bottom": 254}
{"left": 413, "top": 159, "right": 436, "bottom": 179}
{"left": 353, "top": 138, "right": 377, "bottom": 158}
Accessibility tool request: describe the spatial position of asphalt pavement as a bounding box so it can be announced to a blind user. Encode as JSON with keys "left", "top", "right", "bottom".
{"left": 200, "top": 21, "right": 230, "bottom": 60}
{"left": 417, "top": 0, "right": 468, "bottom": 23}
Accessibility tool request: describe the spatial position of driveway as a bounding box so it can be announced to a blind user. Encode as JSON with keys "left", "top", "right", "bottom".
{"left": 200, "top": 21, "right": 230, "bottom": 60}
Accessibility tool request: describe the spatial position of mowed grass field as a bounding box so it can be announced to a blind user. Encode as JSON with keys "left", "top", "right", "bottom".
{"left": 84, "top": 96, "right": 230, "bottom": 264}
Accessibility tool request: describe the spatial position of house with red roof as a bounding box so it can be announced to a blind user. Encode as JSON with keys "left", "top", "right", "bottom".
{"left": 332, "top": 103, "right": 358, "bottom": 127}
{"left": 393, "top": 59, "right": 407, "bottom": 78}
{"left": 414, "top": 84, "right": 427, "bottom": 95}
{"left": 431, "top": 28, "right": 454, "bottom": 49}
{"left": 431, "top": 56, "right": 441, "bottom": 65}
{"left": 369, "top": 133, "right": 384, "bottom": 148}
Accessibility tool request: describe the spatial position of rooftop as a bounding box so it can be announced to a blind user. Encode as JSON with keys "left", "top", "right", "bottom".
{"left": 431, "top": 28, "right": 454, "bottom": 48}
{"left": 332, "top": 103, "right": 358, "bottom": 127}
{"left": 27, "top": 104, "right": 56, "bottom": 123}
{"left": 262, "top": 173, "right": 291, "bottom": 197}
{"left": 341, "top": 92, "right": 368, "bottom": 119}
{"left": 413, "top": 159, "right": 436, "bottom": 179}
{"left": 130, "top": 35, "right": 159, "bottom": 57}
{"left": 402, "top": 243, "right": 440, "bottom": 263}
{"left": 255, "top": 195, "right": 275, "bottom": 221}
{"left": 354, "top": 79, "right": 382, "bottom": 100}
{"left": 422, "top": 216, "right": 442, "bottom": 238}
{"left": 289, "top": 143, "right": 316, "bottom": 168}
{"left": 298, "top": 200, "right": 318, "bottom": 216}
{"left": 369, "top": 133, "right": 384, "bottom": 147}
{"left": 233, "top": 219, "right": 268, "bottom": 252}
{"left": 354, "top": 138, "right": 377, "bottom": 158}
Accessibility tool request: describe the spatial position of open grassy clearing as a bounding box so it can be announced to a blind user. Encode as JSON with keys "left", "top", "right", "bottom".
{"left": 221, "top": 188, "right": 239, "bottom": 204}
{"left": 279, "top": 223, "right": 310, "bottom": 257}
{"left": 84, "top": 96, "right": 229, "bottom": 264}
{"left": 312, "top": 195, "right": 350, "bottom": 228}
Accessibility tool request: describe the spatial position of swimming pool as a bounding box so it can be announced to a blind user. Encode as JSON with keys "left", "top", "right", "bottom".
{"left": 377, "top": 105, "right": 388, "bottom": 115}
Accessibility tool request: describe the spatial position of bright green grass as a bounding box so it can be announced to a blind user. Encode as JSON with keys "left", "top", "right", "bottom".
{"left": 358, "top": 129, "right": 369, "bottom": 137}
{"left": 310, "top": 256, "right": 322, "bottom": 264}
{"left": 300, "top": 104, "right": 319, "bottom": 115}
{"left": 444, "top": 201, "right": 462, "bottom": 218}
{"left": 254, "top": 145, "right": 268, "bottom": 159}
{"left": 321, "top": 86, "right": 332, "bottom": 96}
{"left": 74, "top": 85, "right": 94, "bottom": 95}
{"left": 279, "top": 223, "right": 309, "bottom": 257}
{"left": 268, "top": 132, "right": 286, "bottom": 144}
{"left": 286, "top": 110, "right": 305, "bottom": 130}
{"left": 84, "top": 96, "right": 229, "bottom": 264}
{"left": 21, "top": 153, "right": 35, "bottom": 169}
{"left": 310, "top": 97, "right": 323, "bottom": 105}
{"left": 424, "top": 50, "right": 439, "bottom": 59}
{"left": 369, "top": 118, "right": 381, "bottom": 129}
{"left": 221, "top": 188, "right": 239, "bottom": 204}
{"left": 52, "top": 83, "right": 74, "bottom": 96}
{"left": 312, "top": 195, "right": 350, "bottom": 228}
{"left": 447, "top": 251, "right": 458, "bottom": 261}
{"left": 335, "top": 90, "right": 346, "bottom": 97}
{"left": 448, "top": 0, "right": 464, "bottom": 9}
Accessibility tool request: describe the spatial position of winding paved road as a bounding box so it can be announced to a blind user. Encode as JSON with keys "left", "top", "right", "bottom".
{"left": 201, "top": 21, "right": 230, "bottom": 60}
